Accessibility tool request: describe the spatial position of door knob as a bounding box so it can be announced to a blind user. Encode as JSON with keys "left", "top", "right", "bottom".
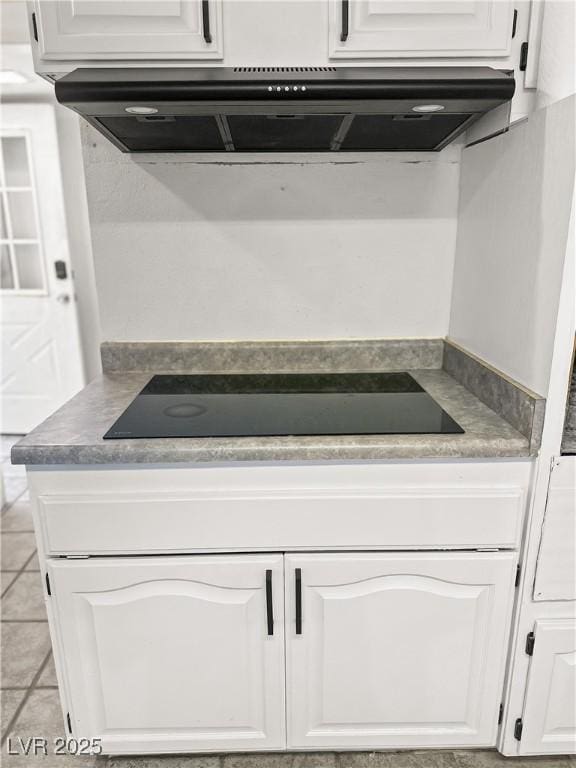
{"left": 56, "top": 293, "right": 71, "bottom": 304}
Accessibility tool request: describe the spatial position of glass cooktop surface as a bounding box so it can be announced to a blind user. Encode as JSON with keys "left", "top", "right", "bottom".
{"left": 103, "top": 373, "right": 464, "bottom": 439}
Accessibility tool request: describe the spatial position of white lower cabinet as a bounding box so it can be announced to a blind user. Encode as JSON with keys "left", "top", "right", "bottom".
{"left": 285, "top": 552, "right": 517, "bottom": 750}
{"left": 519, "top": 619, "right": 576, "bottom": 755}
{"left": 48, "top": 550, "right": 518, "bottom": 754}
{"left": 48, "top": 554, "right": 286, "bottom": 754}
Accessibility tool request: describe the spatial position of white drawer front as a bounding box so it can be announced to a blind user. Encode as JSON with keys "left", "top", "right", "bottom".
{"left": 38, "top": 486, "right": 524, "bottom": 555}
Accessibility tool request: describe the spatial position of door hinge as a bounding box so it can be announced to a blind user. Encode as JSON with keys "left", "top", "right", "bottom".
{"left": 66, "top": 713, "right": 72, "bottom": 734}
{"left": 514, "top": 717, "right": 523, "bottom": 740}
{"left": 515, "top": 564, "right": 521, "bottom": 587}
{"left": 525, "top": 631, "right": 536, "bottom": 656}
{"left": 498, "top": 703, "right": 504, "bottom": 725}
{"left": 520, "top": 42, "right": 529, "bottom": 71}
{"left": 31, "top": 12, "right": 38, "bottom": 42}
{"left": 511, "top": 8, "right": 518, "bottom": 38}
{"left": 45, "top": 573, "right": 51, "bottom": 596}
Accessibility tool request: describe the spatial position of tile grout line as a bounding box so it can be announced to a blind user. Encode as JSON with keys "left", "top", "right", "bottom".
{"left": 0, "top": 649, "right": 52, "bottom": 747}
{"left": 1, "top": 487, "right": 28, "bottom": 519}
{"left": 1, "top": 620, "right": 50, "bottom": 623}
{"left": 1, "top": 527, "right": 35, "bottom": 534}
{"left": 2, "top": 685, "right": 57, "bottom": 691}
{"left": 1, "top": 550, "right": 38, "bottom": 599}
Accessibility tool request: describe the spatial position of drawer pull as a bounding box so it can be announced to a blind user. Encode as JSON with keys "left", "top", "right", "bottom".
{"left": 340, "top": 0, "right": 349, "bottom": 42}
{"left": 202, "top": 0, "right": 212, "bottom": 44}
{"left": 295, "top": 568, "right": 302, "bottom": 634}
{"left": 266, "top": 569, "right": 273, "bottom": 635}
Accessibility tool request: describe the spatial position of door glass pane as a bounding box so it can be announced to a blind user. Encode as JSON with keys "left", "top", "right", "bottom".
{"left": 6, "top": 191, "right": 36, "bottom": 239}
{"left": 0, "top": 195, "right": 7, "bottom": 239}
{"left": 1, "top": 137, "right": 31, "bottom": 187}
{"left": 0, "top": 244, "right": 14, "bottom": 289}
{"left": 14, "top": 244, "right": 43, "bottom": 289}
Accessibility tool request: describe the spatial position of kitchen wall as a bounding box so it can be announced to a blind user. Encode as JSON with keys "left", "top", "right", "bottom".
{"left": 82, "top": 126, "right": 461, "bottom": 342}
{"left": 449, "top": 95, "right": 575, "bottom": 397}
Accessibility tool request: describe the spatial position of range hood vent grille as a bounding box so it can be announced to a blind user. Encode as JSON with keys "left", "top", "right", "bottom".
{"left": 233, "top": 66, "right": 338, "bottom": 73}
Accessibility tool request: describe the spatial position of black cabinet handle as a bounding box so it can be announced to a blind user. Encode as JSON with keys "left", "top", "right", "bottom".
{"left": 266, "top": 569, "right": 273, "bottom": 635}
{"left": 340, "top": 0, "right": 349, "bottom": 42}
{"left": 202, "top": 0, "right": 212, "bottom": 44}
{"left": 295, "top": 568, "right": 302, "bottom": 635}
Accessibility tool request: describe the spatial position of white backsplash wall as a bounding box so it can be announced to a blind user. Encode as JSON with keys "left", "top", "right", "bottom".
{"left": 449, "top": 95, "right": 575, "bottom": 397}
{"left": 82, "top": 124, "right": 460, "bottom": 342}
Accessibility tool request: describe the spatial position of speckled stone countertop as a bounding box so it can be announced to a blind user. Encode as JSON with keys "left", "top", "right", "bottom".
{"left": 12, "top": 368, "right": 531, "bottom": 465}
{"left": 561, "top": 356, "right": 576, "bottom": 455}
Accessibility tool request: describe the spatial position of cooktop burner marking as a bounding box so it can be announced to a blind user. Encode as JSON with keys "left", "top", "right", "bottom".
{"left": 163, "top": 403, "right": 207, "bottom": 419}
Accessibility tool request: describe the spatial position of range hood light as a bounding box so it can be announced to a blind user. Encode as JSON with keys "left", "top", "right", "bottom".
{"left": 412, "top": 104, "right": 445, "bottom": 113}
{"left": 124, "top": 106, "right": 158, "bottom": 114}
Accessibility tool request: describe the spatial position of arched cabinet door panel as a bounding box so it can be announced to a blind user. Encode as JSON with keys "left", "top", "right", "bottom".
{"left": 285, "top": 551, "right": 516, "bottom": 749}
{"left": 48, "top": 555, "right": 285, "bottom": 754}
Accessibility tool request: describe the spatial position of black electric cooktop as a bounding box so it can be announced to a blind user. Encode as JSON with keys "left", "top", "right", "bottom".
{"left": 104, "top": 373, "right": 464, "bottom": 440}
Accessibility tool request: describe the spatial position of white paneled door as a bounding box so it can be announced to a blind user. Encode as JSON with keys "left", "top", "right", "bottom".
{"left": 519, "top": 619, "right": 576, "bottom": 755}
{"left": 48, "top": 555, "right": 286, "bottom": 754}
{"left": 1, "top": 104, "right": 84, "bottom": 434}
{"left": 285, "top": 552, "right": 516, "bottom": 749}
{"left": 33, "top": 0, "right": 223, "bottom": 59}
{"left": 330, "top": 0, "right": 514, "bottom": 58}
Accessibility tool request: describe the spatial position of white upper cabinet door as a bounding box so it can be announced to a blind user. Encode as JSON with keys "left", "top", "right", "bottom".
{"left": 33, "top": 0, "right": 223, "bottom": 59}
{"left": 285, "top": 552, "right": 516, "bottom": 749}
{"left": 48, "top": 555, "right": 285, "bottom": 754}
{"left": 329, "top": 0, "right": 515, "bottom": 58}
{"left": 520, "top": 620, "right": 576, "bottom": 755}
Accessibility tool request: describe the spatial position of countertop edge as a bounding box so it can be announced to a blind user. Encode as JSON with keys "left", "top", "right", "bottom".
{"left": 12, "top": 438, "right": 533, "bottom": 466}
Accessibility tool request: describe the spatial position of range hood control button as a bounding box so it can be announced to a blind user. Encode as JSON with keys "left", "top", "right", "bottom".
{"left": 266, "top": 85, "right": 307, "bottom": 93}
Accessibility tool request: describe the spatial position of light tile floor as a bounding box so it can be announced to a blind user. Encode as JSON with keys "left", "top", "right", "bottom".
{"left": 0, "top": 436, "right": 574, "bottom": 768}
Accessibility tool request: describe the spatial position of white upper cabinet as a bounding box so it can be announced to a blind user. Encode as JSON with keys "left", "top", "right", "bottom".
{"left": 329, "top": 0, "right": 515, "bottom": 58}
{"left": 285, "top": 552, "right": 516, "bottom": 749}
{"left": 48, "top": 554, "right": 285, "bottom": 754}
{"left": 519, "top": 620, "right": 576, "bottom": 755}
{"left": 33, "top": 0, "right": 223, "bottom": 59}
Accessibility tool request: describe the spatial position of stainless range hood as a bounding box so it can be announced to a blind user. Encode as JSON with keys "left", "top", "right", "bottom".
{"left": 55, "top": 66, "right": 515, "bottom": 153}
